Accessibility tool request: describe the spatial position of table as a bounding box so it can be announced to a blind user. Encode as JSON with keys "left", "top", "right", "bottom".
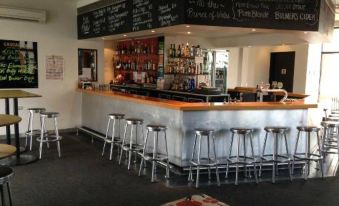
{"left": 0, "top": 90, "right": 41, "bottom": 166}
{"left": 0, "top": 144, "right": 16, "bottom": 160}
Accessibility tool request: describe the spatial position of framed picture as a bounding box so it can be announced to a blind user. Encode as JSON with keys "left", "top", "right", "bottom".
{"left": 78, "top": 48, "right": 97, "bottom": 82}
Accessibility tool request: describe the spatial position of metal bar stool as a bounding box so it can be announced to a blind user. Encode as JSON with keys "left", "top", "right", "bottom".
{"left": 226, "top": 128, "right": 258, "bottom": 185}
{"left": 119, "top": 118, "right": 144, "bottom": 170}
{"left": 138, "top": 124, "right": 170, "bottom": 182}
{"left": 321, "top": 121, "right": 339, "bottom": 157}
{"left": 25, "top": 108, "right": 46, "bottom": 151}
{"left": 0, "top": 166, "right": 13, "bottom": 206}
{"left": 188, "top": 129, "right": 220, "bottom": 188}
{"left": 259, "top": 127, "right": 292, "bottom": 183}
{"left": 292, "top": 126, "right": 324, "bottom": 179}
{"left": 37, "top": 112, "right": 62, "bottom": 159}
{"left": 102, "top": 113, "right": 125, "bottom": 160}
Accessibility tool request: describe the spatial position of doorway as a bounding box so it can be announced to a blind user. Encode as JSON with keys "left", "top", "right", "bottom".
{"left": 269, "top": 52, "right": 295, "bottom": 92}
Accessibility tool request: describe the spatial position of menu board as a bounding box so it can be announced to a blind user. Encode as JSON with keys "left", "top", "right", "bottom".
{"left": 156, "top": 0, "right": 184, "bottom": 28}
{"left": 185, "top": 0, "right": 320, "bottom": 30}
{"left": 132, "top": 0, "right": 154, "bottom": 32}
{"left": 78, "top": 0, "right": 132, "bottom": 39}
{"left": 77, "top": 0, "right": 322, "bottom": 39}
{"left": 0, "top": 40, "right": 38, "bottom": 88}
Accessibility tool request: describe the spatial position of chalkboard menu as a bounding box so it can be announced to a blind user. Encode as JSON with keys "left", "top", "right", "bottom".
{"left": 185, "top": 0, "right": 320, "bottom": 31}
{"left": 78, "top": 0, "right": 322, "bottom": 39}
{"left": 0, "top": 40, "right": 38, "bottom": 88}
{"left": 156, "top": 0, "right": 184, "bottom": 28}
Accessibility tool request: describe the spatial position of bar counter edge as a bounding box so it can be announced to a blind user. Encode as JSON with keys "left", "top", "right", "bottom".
{"left": 77, "top": 89, "right": 318, "bottom": 111}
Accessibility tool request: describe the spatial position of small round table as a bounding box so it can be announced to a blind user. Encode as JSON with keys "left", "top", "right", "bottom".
{"left": 0, "top": 144, "right": 16, "bottom": 159}
{"left": 0, "top": 114, "right": 38, "bottom": 166}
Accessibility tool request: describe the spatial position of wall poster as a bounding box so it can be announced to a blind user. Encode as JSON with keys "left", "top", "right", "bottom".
{"left": 46, "top": 55, "right": 64, "bottom": 80}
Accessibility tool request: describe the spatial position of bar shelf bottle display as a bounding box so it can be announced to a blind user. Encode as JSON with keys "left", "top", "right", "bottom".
{"left": 114, "top": 38, "right": 159, "bottom": 84}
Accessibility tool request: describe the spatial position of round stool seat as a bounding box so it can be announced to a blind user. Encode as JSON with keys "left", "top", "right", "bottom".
{"left": 0, "top": 166, "right": 13, "bottom": 184}
{"left": 321, "top": 121, "right": 339, "bottom": 128}
{"left": 28, "top": 108, "right": 46, "bottom": 113}
{"left": 195, "top": 128, "right": 214, "bottom": 136}
{"left": 264, "top": 127, "right": 289, "bottom": 134}
{"left": 108, "top": 113, "right": 125, "bottom": 119}
{"left": 40, "top": 112, "right": 59, "bottom": 118}
{"left": 126, "top": 118, "right": 143, "bottom": 125}
{"left": 230, "top": 128, "right": 253, "bottom": 135}
{"left": 297, "top": 126, "right": 320, "bottom": 132}
{"left": 146, "top": 124, "right": 167, "bottom": 132}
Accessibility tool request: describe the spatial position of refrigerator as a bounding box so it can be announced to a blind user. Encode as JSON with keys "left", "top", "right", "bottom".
{"left": 202, "top": 50, "right": 229, "bottom": 92}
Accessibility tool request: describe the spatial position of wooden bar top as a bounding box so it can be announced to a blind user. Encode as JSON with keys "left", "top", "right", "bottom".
{"left": 228, "top": 87, "right": 309, "bottom": 99}
{"left": 78, "top": 89, "right": 317, "bottom": 111}
{"left": 0, "top": 90, "right": 41, "bottom": 99}
{"left": 0, "top": 115, "right": 22, "bottom": 127}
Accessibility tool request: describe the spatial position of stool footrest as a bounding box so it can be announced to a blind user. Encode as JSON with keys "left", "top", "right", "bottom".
{"left": 293, "top": 154, "right": 323, "bottom": 161}
{"left": 140, "top": 153, "right": 168, "bottom": 162}
{"left": 190, "top": 159, "right": 218, "bottom": 167}
{"left": 228, "top": 156, "right": 258, "bottom": 164}
{"left": 261, "top": 155, "right": 291, "bottom": 163}
{"left": 122, "top": 144, "right": 143, "bottom": 152}
{"left": 103, "top": 137, "right": 122, "bottom": 144}
{"left": 37, "top": 135, "right": 62, "bottom": 143}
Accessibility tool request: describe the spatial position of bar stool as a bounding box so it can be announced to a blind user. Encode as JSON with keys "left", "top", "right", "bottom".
{"left": 37, "top": 112, "right": 62, "bottom": 159}
{"left": 188, "top": 129, "right": 220, "bottom": 188}
{"left": 119, "top": 118, "right": 144, "bottom": 170}
{"left": 138, "top": 124, "right": 170, "bottom": 182}
{"left": 226, "top": 128, "right": 258, "bottom": 185}
{"left": 0, "top": 166, "right": 13, "bottom": 206}
{"left": 25, "top": 108, "right": 46, "bottom": 151}
{"left": 260, "top": 127, "right": 292, "bottom": 183}
{"left": 321, "top": 121, "right": 339, "bottom": 157}
{"left": 292, "top": 126, "right": 323, "bottom": 179}
{"left": 102, "top": 113, "right": 125, "bottom": 160}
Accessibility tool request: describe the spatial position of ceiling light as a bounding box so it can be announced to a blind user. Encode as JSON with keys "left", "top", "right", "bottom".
{"left": 252, "top": 29, "right": 256, "bottom": 32}
{"left": 151, "top": 30, "right": 155, "bottom": 33}
{"left": 186, "top": 25, "right": 191, "bottom": 28}
{"left": 187, "top": 31, "right": 191, "bottom": 35}
{"left": 304, "top": 31, "right": 308, "bottom": 34}
{"left": 123, "top": 34, "right": 127, "bottom": 37}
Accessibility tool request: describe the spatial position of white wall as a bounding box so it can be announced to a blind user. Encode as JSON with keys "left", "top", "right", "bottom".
{"left": 231, "top": 44, "right": 309, "bottom": 93}
{"left": 0, "top": 0, "right": 104, "bottom": 134}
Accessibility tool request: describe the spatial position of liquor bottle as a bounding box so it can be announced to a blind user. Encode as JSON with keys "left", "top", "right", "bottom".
{"left": 181, "top": 44, "right": 185, "bottom": 57}
{"left": 172, "top": 44, "right": 176, "bottom": 58}
{"left": 177, "top": 44, "right": 181, "bottom": 58}
{"left": 168, "top": 44, "right": 173, "bottom": 58}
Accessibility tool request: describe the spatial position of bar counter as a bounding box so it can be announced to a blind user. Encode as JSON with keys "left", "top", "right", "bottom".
{"left": 78, "top": 89, "right": 317, "bottom": 111}
{"left": 78, "top": 89, "right": 317, "bottom": 167}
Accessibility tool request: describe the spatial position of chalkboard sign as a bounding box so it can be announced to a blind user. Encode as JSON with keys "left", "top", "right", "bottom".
{"left": 156, "top": 0, "right": 185, "bottom": 28}
{"left": 185, "top": 0, "right": 320, "bottom": 31}
{"left": 78, "top": 0, "right": 132, "bottom": 39}
{"left": 0, "top": 40, "right": 38, "bottom": 88}
{"left": 77, "top": 0, "right": 322, "bottom": 39}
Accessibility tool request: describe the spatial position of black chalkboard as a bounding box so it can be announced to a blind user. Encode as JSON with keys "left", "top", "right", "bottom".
{"left": 78, "top": 0, "right": 132, "bottom": 39}
{"left": 185, "top": 0, "right": 320, "bottom": 31}
{"left": 155, "top": 0, "right": 185, "bottom": 28}
{"left": 0, "top": 40, "right": 38, "bottom": 88}
{"left": 77, "top": 0, "right": 322, "bottom": 39}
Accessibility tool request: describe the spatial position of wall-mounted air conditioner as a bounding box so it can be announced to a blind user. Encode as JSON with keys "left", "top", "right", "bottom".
{"left": 0, "top": 5, "right": 47, "bottom": 23}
